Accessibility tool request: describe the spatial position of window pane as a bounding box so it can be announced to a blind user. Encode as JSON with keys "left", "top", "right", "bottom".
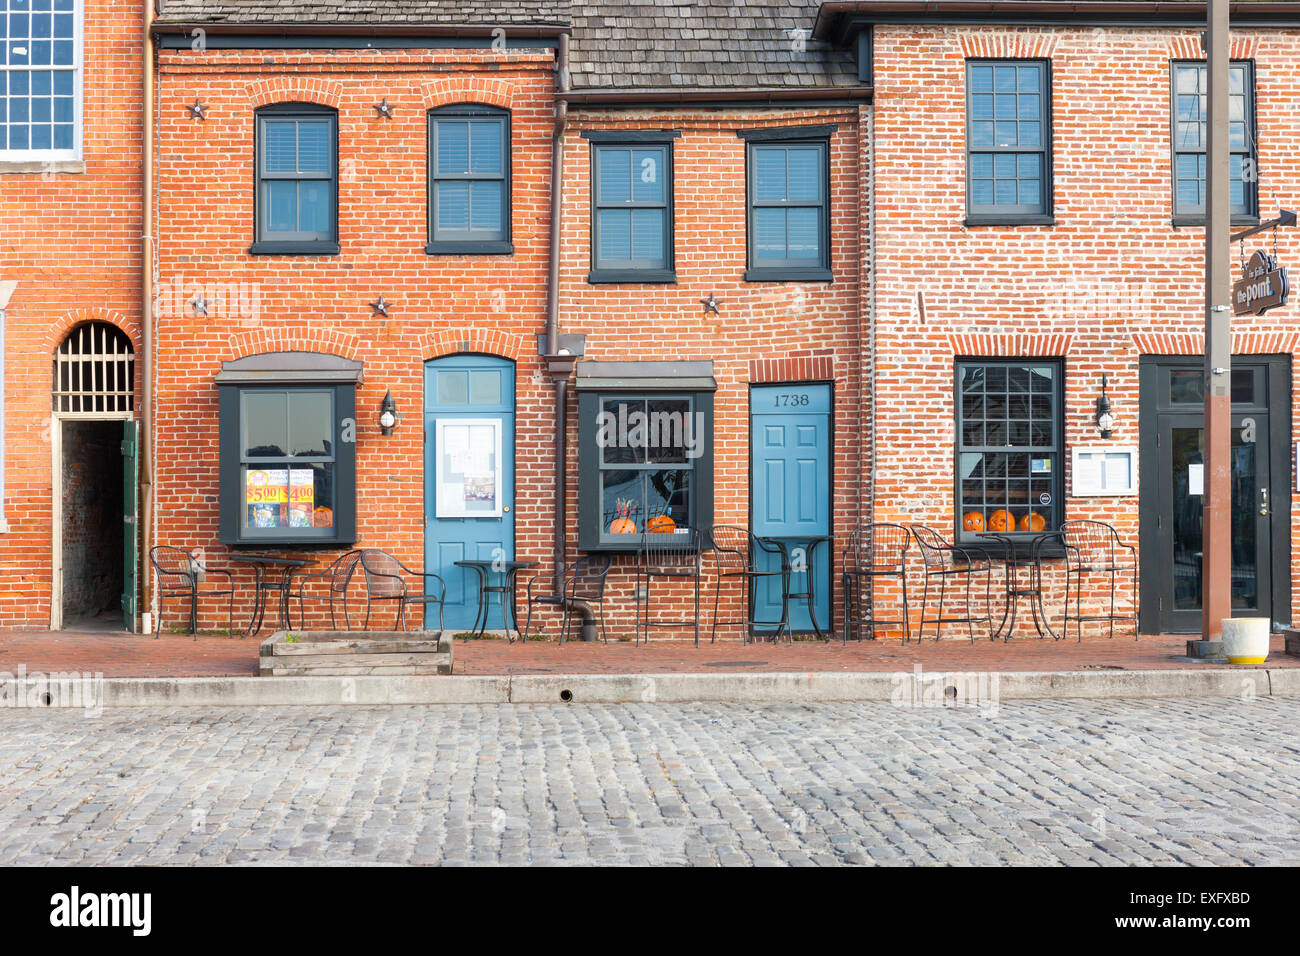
{"left": 243, "top": 392, "right": 287, "bottom": 457}
{"left": 244, "top": 464, "right": 334, "bottom": 530}
{"left": 470, "top": 180, "right": 503, "bottom": 233}
{"left": 468, "top": 119, "right": 502, "bottom": 174}
{"left": 995, "top": 93, "right": 1017, "bottom": 119}
{"left": 786, "top": 146, "right": 820, "bottom": 202}
{"left": 971, "top": 178, "right": 994, "bottom": 206}
{"left": 437, "top": 371, "right": 468, "bottom": 405}
{"left": 1175, "top": 65, "right": 1199, "bottom": 95}
{"left": 1017, "top": 66, "right": 1039, "bottom": 93}
{"left": 630, "top": 208, "right": 664, "bottom": 262}
{"left": 437, "top": 120, "right": 469, "bottom": 174}
{"left": 296, "top": 121, "right": 330, "bottom": 174}
{"left": 469, "top": 370, "right": 501, "bottom": 405}
{"left": 597, "top": 147, "right": 630, "bottom": 203}
{"left": 298, "top": 180, "right": 329, "bottom": 235}
{"left": 787, "top": 207, "right": 819, "bottom": 259}
{"left": 753, "top": 147, "right": 787, "bottom": 202}
{"left": 265, "top": 180, "right": 297, "bottom": 233}
{"left": 970, "top": 65, "right": 993, "bottom": 92}
{"left": 994, "top": 153, "right": 1016, "bottom": 178}
{"left": 597, "top": 208, "right": 631, "bottom": 262}
{"left": 970, "top": 121, "right": 994, "bottom": 148}
{"left": 646, "top": 469, "right": 690, "bottom": 529}
{"left": 288, "top": 392, "right": 332, "bottom": 457}
{"left": 263, "top": 121, "right": 297, "bottom": 173}
{"left": 600, "top": 399, "right": 646, "bottom": 465}
{"left": 971, "top": 153, "right": 993, "bottom": 178}
{"left": 437, "top": 180, "right": 470, "bottom": 231}
{"left": 754, "top": 207, "right": 785, "bottom": 259}
{"left": 631, "top": 148, "right": 664, "bottom": 203}
{"left": 647, "top": 398, "right": 692, "bottom": 464}
{"left": 971, "top": 93, "right": 993, "bottom": 120}
{"left": 602, "top": 469, "right": 643, "bottom": 534}
{"left": 994, "top": 66, "right": 1017, "bottom": 92}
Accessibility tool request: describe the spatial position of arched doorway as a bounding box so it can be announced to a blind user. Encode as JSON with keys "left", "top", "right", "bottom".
{"left": 51, "top": 322, "right": 137, "bottom": 631}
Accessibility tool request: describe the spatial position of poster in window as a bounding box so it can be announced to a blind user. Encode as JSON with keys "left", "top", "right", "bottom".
{"left": 246, "top": 468, "right": 289, "bottom": 527}
{"left": 288, "top": 469, "right": 314, "bottom": 527}
{"left": 436, "top": 418, "right": 503, "bottom": 518}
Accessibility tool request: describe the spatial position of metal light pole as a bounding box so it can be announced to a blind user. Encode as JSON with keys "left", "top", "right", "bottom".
{"left": 1202, "top": 0, "right": 1232, "bottom": 645}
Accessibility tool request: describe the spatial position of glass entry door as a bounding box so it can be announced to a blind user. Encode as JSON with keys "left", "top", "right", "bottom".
{"left": 1140, "top": 356, "right": 1289, "bottom": 635}
{"left": 1157, "top": 413, "right": 1270, "bottom": 631}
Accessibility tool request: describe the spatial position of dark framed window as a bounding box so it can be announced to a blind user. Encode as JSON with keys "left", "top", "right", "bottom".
{"left": 955, "top": 359, "right": 1064, "bottom": 547}
{"left": 740, "top": 126, "right": 833, "bottom": 281}
{"left": 251, "top": 103, "right": 338, "bottom": 255}
{"left": 1170, "top": 60, "right": 1257, "bottom": 226}
{"left": 217, "top": 363, "right": 357, "bottom": 546}
{"left": 577, "top": 389, "right": 714, "bottom": 551}
{"left": 584, "top": 130, "right": 676, "bottom": 282}
{"left": 427, "top": 104, "right": 512, "bottom": 255}
{"left": 965, "top": 60, "right": 1052, "bottom": 225}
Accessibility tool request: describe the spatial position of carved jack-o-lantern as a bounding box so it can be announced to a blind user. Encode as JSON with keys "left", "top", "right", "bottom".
{"left": 962, "top": 511, "right": 985, "bottom": 532}
{"left": 1018, "top": 511, "right": 1046, "bottom": 532}
{"left": 988, "top": 509, "right": 1013, "bottom": 532}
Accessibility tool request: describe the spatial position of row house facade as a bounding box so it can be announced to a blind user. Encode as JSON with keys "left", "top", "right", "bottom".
{"left": 1, "top": 0, "right": 1298, "bottom": 639}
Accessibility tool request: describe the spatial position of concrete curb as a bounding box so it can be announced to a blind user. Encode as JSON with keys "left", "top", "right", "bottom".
{"left": 0, "top": 666, "right": 1294, "bottom": 709}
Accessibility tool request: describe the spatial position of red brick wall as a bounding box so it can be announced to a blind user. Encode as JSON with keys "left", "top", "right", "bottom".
{"left": 870, "top": 25, "right": 1300, "bottom": 636}
{"left": 152, "top": 48, "right": 557, "bottom": 632}
{"left": 0, "top": 0, "right": 142, "bottom": 628}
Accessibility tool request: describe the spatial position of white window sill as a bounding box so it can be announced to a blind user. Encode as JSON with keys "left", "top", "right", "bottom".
{"left": 0, "top": 160, "right": 85, "bottom": 175}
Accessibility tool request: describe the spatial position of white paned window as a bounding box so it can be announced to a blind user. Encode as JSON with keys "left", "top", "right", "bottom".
{"left": 0, "top": 0, "right": 81, "bottom": 161}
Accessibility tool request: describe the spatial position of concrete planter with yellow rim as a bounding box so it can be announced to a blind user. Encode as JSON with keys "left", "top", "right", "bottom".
{"left": 1220, "top": 618, "right": 1270, "bottom": 665}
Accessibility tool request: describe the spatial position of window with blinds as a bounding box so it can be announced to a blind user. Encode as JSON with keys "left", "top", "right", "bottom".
{"left": 427, "top": 105, "right": 511, "bottom": 253}
{"left": 740, "top": 127, "right": 832, "bottom": 281}
{"left": 252, "top": 104, "right": 337, "bottom": 254}
{"left": 589, "top": 140, "right": 674, "bottom": 281}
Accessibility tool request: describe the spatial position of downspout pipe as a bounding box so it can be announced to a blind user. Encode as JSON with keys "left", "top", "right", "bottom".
{"left": 544, "top": 35, "right": 593, "bottom": 637}
{"left": 140, "top": 0, "right": 154, "bottom": 632}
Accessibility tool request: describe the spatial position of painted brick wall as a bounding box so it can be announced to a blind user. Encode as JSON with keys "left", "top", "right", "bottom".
{"left": 870, "top": 25, "right": 1300, "bottom": 636}
{"left": 0, "top": 0, "right": 142, "bottom": 628}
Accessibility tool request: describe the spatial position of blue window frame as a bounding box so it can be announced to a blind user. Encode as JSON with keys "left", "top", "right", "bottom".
{"left": 427, "top": 104, "right": 511, "bottom": 254}
{"left": 966, "top": 60, "right": 1052, "bottom": 224}
{"left": 1170, "top": 60, "right": 1257, "bottom": 225}
{"left": 0, "top": 0, "right": 80, "bottom": 160}
{"left": 740, "top": 126, "right": 833, "bottom": 282}
{"left": 252, "top": 104, "right": 338, "bottom": 255}
{"left": 585, "top": 130, "right": 676, "bottom": 283}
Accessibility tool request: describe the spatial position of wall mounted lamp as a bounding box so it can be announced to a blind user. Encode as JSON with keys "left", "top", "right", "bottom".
{"left": 380, "top": 391, "right": 397, "bottom": 436}
{"left": 1095, "top": 375, "right": 1115, "bottom": 440}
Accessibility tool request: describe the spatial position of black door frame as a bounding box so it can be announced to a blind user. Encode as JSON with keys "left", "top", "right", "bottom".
{"left": 1138, "top": 354, "right": 1291, "bottom": 633}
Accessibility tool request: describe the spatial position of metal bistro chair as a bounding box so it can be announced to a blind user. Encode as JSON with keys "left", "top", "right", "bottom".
{"left": 635, "top": 529, "right": 704, "bottom": 646}
{"left": 707, "top": 525, "right": 789, "bottom": 644}
{"left": 291, "top": 549, "right": 362, "bottom": 630}
{"left": 359, "top": 549, "right": 447, "bottom": 632}
{"left": 1058, "top": 520, "right": 1139, "bottom": 642}
{"left": 842, "top": 523, "right": 912, "bottom": 644}
{"left": 909, "top": 526, "right": 994, "bottom": 643}
{"left": 523, "top": 553, "right": 613, "bottom": 644}
{"left": 149, "top": 545, "right": 234, "bottom": 640}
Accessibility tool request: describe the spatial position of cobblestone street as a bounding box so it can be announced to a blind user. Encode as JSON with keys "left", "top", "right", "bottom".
{"left": 1, "top": 697, "right": 1297, "bottom": 865}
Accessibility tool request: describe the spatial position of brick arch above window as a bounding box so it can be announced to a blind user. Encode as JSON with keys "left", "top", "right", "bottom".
{"left": 1166, "top": 36, "right": 1258, "bottom": 60}
{"left": 46, "top": 309, "right": 140, "bottom": 355}
{"left": 956, "top": 32, "right": 1057, "bottom": 60}
{"left": 420, "top": 328, "right": 525, "bottom": 362}
{"left": 420, "top": 78, "right": 516, "bottom": 112}
{"left": 223, "top": 326, "right": 362, "bottom": 364}
{"left": 243, "top": 78, "right": 345, "bottom": 110}
{"left": 1131, "top": 331, "right": 1300, "bottom": 355}
{"left": 947, "top": 333, "right": 1073, "bottom": 356}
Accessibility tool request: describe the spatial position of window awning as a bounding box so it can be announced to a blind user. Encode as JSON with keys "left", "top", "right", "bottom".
{"left": 215, "top": 351, "right": 364, "bottom": 386}
{"left": 574, "top": 360, "right": 716, "bottom": 392}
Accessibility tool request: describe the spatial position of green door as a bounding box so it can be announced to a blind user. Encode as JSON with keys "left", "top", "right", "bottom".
{"left": 121, "top": 420, "right": 137, "bottom": 630}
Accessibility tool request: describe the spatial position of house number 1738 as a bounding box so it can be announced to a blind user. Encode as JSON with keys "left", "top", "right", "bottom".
{"left": 774, "top": 393, "right": 810, "bottom": 407}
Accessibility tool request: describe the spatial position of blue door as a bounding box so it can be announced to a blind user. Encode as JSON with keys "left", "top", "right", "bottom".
{"left": 751, "top": 384, "right": 831, "bottom": 633}
{"left": 424, "top": 356, "right": 515, "bottom": 630}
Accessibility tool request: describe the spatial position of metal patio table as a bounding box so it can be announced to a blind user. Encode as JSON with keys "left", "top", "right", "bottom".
{"left": 756, "top": 534, "right": 834, "bottom": 641}
{"left": 978, "top": 532, "right": 1062, "bottom": 642}
{"left": 229, "top": 553, "right": 311, "bottom": 638}
{"left": 454, "top": 559, "right": 539, "bottom": 643}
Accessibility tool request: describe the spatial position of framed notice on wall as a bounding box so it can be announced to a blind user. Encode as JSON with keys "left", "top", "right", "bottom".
{"left": 1071, "top": 446, "right": 1138, "bottom": 497}
{"left": 436, "top": 418, "right": 503, "bottom": 518}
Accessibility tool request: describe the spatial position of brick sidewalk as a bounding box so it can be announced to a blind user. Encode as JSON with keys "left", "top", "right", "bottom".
{"left": 0, "top": 628, "right": 1294, "bottom": 678}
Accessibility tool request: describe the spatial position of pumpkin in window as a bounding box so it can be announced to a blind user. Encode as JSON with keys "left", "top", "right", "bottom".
{"left": 646, "top": 514, "right": 676, "bottom": 534}
{"left": 962, "top": 512, "right": 985, "bottom": 533}
{"left": 312, "top": 506, "right": 334, "bottom": 527}
{"left": 609, "top": 498, "right": 638, "bottom": 535}
{"left": 1018, "top": 510, "right": 1046, "bottom": 532}
{"left": 987, "top": 509, "right": 1013, "bottom": 532}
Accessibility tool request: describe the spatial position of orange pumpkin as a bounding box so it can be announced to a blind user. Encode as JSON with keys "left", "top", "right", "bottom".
{"left": 962, "top": 511, "right": 985, "bottom": 532}
{"left": 312, "top": 506, "right": 334, "bottom": 527}
{"left": 646, "top": 514, "right": 676, "bottom": 534}
{"left": 988, "top": 509, "right": 1013, "bottom": 532}
{"left": 609, "top": 517, "right": 638, "bottom": 534}
{"left": 1018, "top": 511, "right": 1046, "bottom": 532}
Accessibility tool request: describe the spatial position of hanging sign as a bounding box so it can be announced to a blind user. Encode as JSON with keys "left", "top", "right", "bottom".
{"left": 1232, "top": 249, "right": 1289, "bottom": 316}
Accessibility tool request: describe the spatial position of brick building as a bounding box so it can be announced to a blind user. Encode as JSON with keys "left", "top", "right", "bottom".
{"left": 4, "top": 0, "right": 1300, "bottom": 640}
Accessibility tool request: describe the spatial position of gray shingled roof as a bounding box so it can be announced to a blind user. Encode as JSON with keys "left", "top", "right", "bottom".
{"left": 156, "top": 0, "right": 569, "bottom": 26}
{"left": 155, "top": 0, "right": 855, "bottom": 91}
